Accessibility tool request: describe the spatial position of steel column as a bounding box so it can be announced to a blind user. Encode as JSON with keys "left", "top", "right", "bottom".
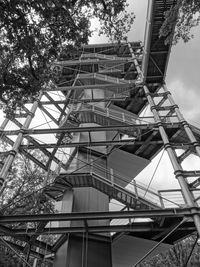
{"left": 143, "top": 85, "right": 200, "bottom": 236}
{"left": 163, "top": 83, "right": 200, "bottom": 157}
{"left": 0, "top": 92, "right": 42, "bottom": 188}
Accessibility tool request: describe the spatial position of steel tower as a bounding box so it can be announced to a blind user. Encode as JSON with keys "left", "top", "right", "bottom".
{"left": 1, "top": 0, "right": 200, "bottom": 266}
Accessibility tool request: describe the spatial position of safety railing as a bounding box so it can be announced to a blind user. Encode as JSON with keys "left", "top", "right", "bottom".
{"left": 159, "top": 188, "right": 200, "bottom": 208}
{"left": 70, "top": 102, "right": 138, "bottom": 125}
{"left": 62, "top": 160, "right": 190, "bottom": 209}
{"left": 63, "top": 102, "right": 179, "bottom": 126}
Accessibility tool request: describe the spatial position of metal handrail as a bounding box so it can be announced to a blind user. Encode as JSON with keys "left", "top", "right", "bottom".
{"left": 63, "top": 161, "right": 185, "bottom": 208}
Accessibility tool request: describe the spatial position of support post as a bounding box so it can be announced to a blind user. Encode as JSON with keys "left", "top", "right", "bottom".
{"left": 0, "top": 93, "right": 42, "bottom": 189}
{"left": 143, "top": 84, "right": 200, "bottom": 236}
{"left": 163, "top": 83, "right": 200, "bottom": 157}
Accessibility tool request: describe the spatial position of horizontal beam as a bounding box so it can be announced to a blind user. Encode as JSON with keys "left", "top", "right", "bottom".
{"left": 0, "top": 223, "right": 196, "bottom": 236}
{"left": 40, "top": 96, "right": 130, "bottom": 105}
{"left": 46, "top": 83, "right": 137, "bottom": 92}
{"left": 1, "top": 122, "right": 180, "bottom": 135}
{"left": 20, "top": 140, "right": 163, "bottom": 149}
{"left": 0, "top": 224, "right": 160, "bottom": 235}
{"left": 54, "top": 57, "right": 134, "bottom": 66}
{"left": 82, "top": 42, "right": 141, "bottom": 49}
{"left": 0, "top": 208, "right": 197, "bottom": 224}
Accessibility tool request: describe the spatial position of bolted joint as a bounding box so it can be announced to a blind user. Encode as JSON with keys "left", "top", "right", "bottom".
{"left": 9, "top": 150, "right": 17, "bottom": 157}
{"left": 172, "top": 104, "right": 178, "bottom": 109}
{"left": 19, "top": 128, "right": 26, "bottom": 134}
{"left": 164, "top": 91, "right": 171, "bottom": 96}
{"left": 192, "top": 141, "right": 200, "bottom": 148}
{"left": 163, "top": 142, "right": 171, "bottom": 150}
{"left": 27, "top": 111, "right": 35, "bottom": 118}
{"left": 181, "top": 120, "right": 189, "bottom": 127}
{"left": 150, "top": 105, "right": 157, "bottom": 112}
{"left": 155, "top": 121, "right": 163, "bottom": 128}
{"left": 174, "top": 170, "right": 184, "bottom": 178}
{"left": 35, "top": 97, "right": 41, "bottom": 103}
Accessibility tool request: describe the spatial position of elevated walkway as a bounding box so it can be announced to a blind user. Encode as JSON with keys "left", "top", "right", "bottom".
{"left": 142, "top": 0, "right": 175, "bottom": 84}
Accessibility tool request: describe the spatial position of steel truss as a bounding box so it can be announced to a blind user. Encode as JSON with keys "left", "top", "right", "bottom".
{"left": 0, "top": 29, "right": 200, "bottom": 266}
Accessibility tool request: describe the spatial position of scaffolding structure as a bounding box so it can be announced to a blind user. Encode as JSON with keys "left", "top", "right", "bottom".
{"left": 1, "top": 0, "right": 200, "bottom": 266}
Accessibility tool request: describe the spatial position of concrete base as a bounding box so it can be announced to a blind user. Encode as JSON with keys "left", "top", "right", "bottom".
{"left": 54, "top": 236, "right": 112, "bottom": 267}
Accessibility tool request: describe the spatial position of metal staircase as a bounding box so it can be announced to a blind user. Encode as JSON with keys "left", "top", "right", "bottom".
{"left": 58, "top": 103, "right": 140, "bottom": 142}
{"left": 44, "top": 166, "right": 160, "bottom": 210}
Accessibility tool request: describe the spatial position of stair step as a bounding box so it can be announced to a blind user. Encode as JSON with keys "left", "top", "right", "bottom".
{"left": 45, "top": 172, "right": 159, "bottom": 209}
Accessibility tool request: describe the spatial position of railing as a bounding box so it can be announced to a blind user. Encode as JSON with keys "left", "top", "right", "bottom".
{"left": 158, "top": 188, "right": 200, "bottom": 208}
{"left": 70, "top": 103, "right": 138, "bottom": 125}
{"left": 61, "top": 160, "right": 194, "bottom": 209}
{"left": 64, "top": 102, "right": 179, "bottom": 126}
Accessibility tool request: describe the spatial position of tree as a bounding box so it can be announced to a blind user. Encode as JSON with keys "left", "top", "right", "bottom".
{"left": 138, "top": 235, "right": 200, "bottom": 267}
{"left": 160, "top": 0, "right": 200, "bottom": 45}
{"left": 0, "top": 0, "right": 134, "bottom": 115}
{"left": 0, "top": 142, "right": 55, "bottom": 266}
{"left": 0, "top": 148, "right": 54, "bottom": 216}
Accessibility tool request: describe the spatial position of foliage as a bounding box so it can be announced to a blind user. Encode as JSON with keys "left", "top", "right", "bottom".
{"left": 0, "top": 148, "right": 53, "bottom": 216}
{"left": 160, "top": 0, "right": 200, "bottom": 45}
{"left": 138, "top": 235, "right": 200, "bottom": 267}
{"left": 95, "top": 0, "right": 135, "bottom": 42}
{"left": 0, "top": 244, "right": 23, "bottom": 267}
{"left": 0, "top": 142, "right": 55, "bottom": 266}
{"left": 0, "top": 0, "right": 134, "bottom": 114}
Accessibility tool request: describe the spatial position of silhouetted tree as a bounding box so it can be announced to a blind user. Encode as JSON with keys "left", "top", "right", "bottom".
{"left": 0, "top": 0, "right": 134, "bottom": 114}
{"left": 0, "top": 141, "right": 55, "bottom": 266}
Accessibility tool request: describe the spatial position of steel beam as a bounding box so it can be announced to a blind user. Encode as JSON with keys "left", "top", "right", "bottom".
{"left": 0, "top": 208, "right": 198, "bottom": 224}
{"left": 20, "top": 140, "right": 163, "bottom": 149}
{"left": 0, "top": 94, "right": 42, "bottom": 188}
{"left": 40, "top": 96, "right": 130, "bottom": 105}
{"left": 0, "top": 224, "right": 196, "bottom": 236}
{"left": 54, "top": 58, "right": 133, "bottom": 66}
{"left": 0, "top": 122, "right": 180, "bottom": 135}
{"left": 46, "top": 83, "right": 136, "bottom": 92}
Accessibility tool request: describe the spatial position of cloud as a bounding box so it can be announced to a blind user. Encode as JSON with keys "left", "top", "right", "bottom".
{"left": 167, "top": 79, "right": 200, "bottom": 123}
{"left": 166, "top": 27, "right": 200, "bottom": 121}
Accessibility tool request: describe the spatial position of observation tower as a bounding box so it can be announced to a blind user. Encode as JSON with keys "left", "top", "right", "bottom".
{"left": 1, "top": 0, "right": 200, "bottom": 266}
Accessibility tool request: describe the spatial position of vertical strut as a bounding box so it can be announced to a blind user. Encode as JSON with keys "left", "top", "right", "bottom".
{"left": 163, "top": 83, "right": 200, "bottom": 157}
{"left": 0, "top": 92, "right": 43, "bottom": 189}
{"left": 144, "top": 84, "right": 200, "bottom": 236}
{"left": 129, "top": 44, "right": 200, "bottom": 236}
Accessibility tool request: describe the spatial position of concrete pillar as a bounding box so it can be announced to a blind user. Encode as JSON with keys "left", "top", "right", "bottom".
{"left": 53, "top": 88, "right": 113, "bottom": 267}
{"left": 53, "top": 190, "right": 73, "bottom": 266}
